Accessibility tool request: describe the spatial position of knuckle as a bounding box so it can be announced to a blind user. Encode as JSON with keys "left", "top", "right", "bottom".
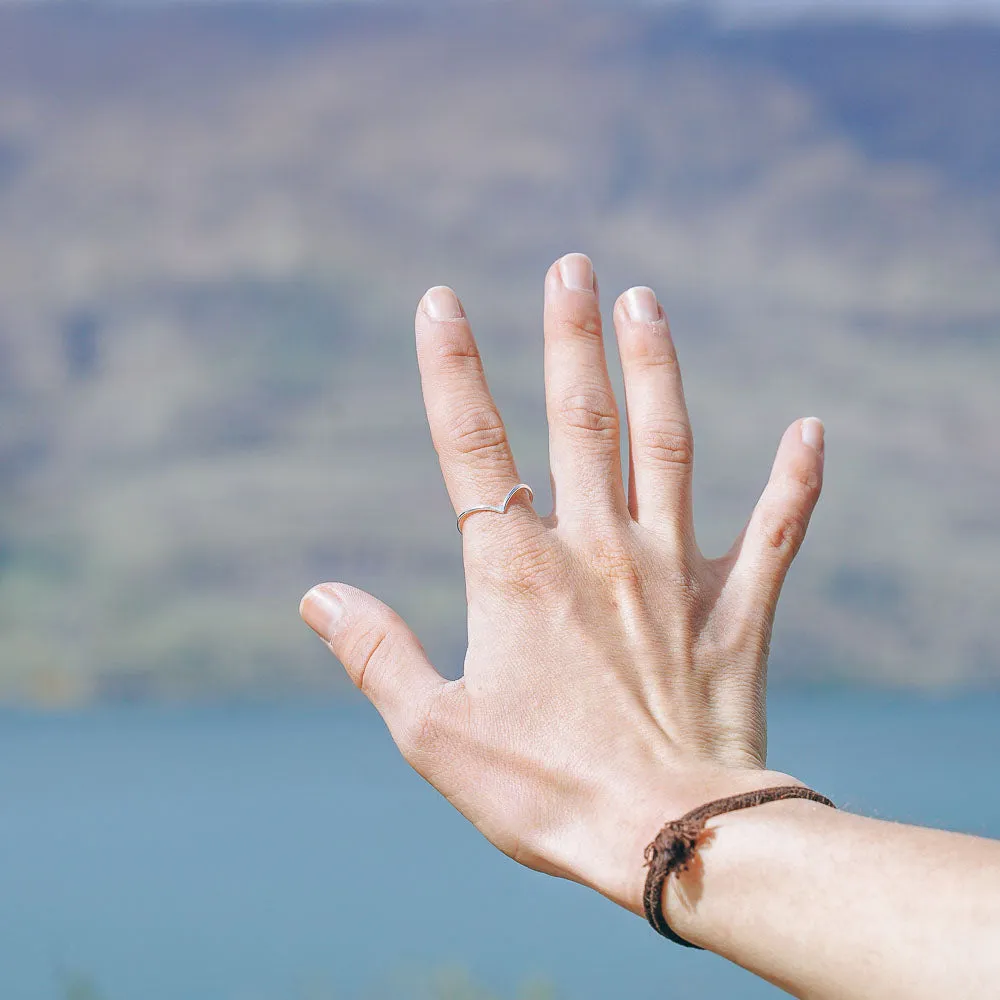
{"left": 447, "top": 404, "right": 509, "bottom": 461}
{"left": 431, "top": 332, "right": 479, "bottom": 367}
{"left": 478, "top": 529, "right": 563, "bottom": 598}
{"left": 665, "top": 563, "right": 702, "bottom": 613}
{"left": 762, "top": 507, "right": 808, "bottom": 558}
{"left": 583, "top": 532, "right": 644, "bottom": 593}
{"left": 559, "top": 312, "right": 604, "bottom": 342}
{"left": 786, "top": 464, "right": 822, "bottom": 495}
{"left": 632, "top": 421, "right": 694, "bottom": 468}
{"left": 557, "top": 389, "right": 619, "bottom": 438}
{"left": 627, "top": 335, "right": 678, "bottom": 368}
{"left": 398, "top": 684, "right": 463, "bottom": 768}
{"left": 345, "top": 618, "right": 393, "bottom": 699}
{"left": 757, "top": 470, "right": 820, "bottom": 560}
{"left": 398, "top": 694, "right": 443, "bottom": 762}
{"left": 506, "top": 537, "right": 563, "bottom": 597}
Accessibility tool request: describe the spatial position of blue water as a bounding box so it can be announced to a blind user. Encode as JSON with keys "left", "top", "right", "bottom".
{"left": 1, "top": 690, "right": 998, "bottom": 1000}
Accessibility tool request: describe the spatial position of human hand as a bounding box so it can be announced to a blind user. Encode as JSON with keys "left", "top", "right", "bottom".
{"left": 300, "top": 253, "right": 824, "bottom": 916}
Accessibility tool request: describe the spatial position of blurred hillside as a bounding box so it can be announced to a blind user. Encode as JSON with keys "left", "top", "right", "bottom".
{"left": 1, "top": 2, "right": 999, "bottom": 704}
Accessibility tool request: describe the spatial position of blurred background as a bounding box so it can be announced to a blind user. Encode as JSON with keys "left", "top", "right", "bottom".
{"left": 1, "top": 0, "right": 999, "bottom": 997}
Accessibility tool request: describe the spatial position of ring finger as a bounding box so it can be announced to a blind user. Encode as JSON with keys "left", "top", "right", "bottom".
{"left": 415, "top": 285, "right": 539, "bottom": 549}
{"left": 614, "top": 286, "right": 695, "bottom": 546}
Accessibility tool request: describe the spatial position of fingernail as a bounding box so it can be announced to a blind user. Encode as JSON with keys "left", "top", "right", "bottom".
{"left": 300, "top": 587, "right": 345, "bottom": 641}
{"left": 801, "top": 417, "right": 824, "bottom": 453}
{"left": 623, "top": 286, "right": 661, "bottom": 323}
{"left": 421, "top": 286, "right": 464, "bottom": 320}
{"left": 558, "top": 253, "right": 595, "bottom": 293}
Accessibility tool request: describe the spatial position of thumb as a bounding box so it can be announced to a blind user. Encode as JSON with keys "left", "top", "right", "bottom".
{"left": 300, "top": 583, "right": 446, "bottom": 740}
{"left": 725, "top": 417, "right": 825, "bottom": 617}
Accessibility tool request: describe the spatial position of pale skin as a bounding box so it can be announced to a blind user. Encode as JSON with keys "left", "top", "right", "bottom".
{"left": 300, "top": 253, "right": 1000, "bottom": 999}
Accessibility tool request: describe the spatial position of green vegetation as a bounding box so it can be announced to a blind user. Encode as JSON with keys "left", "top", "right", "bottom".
{"left": 1, "top": 3, "right": 999, "bottom": 702}
{"left": 370, "top": 968, "right": 558, "bottom": 1000}
{"left": 60, "top": 973, "right": 105, "bottom": 1000}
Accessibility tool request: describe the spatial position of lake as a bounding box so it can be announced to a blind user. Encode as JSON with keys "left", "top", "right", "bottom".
{"left": 1, "top": 690, "right": 998, "bottom": 1000}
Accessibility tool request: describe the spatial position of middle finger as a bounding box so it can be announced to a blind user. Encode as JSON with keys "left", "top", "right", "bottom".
{"left": 543, "top": 253, "right": 627, "bottom": 528}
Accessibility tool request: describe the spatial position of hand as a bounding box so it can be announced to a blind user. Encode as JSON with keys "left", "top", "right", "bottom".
{"left": 300, "top": 253, "right": 824, "bottom": 916}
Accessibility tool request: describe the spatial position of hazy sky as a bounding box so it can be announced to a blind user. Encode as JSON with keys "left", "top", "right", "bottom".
{"left": 714, "top": 0, "right": 1000, "bottom": 18}
{"left": 3, "top": 0, "right": 1000, "bottom": 19}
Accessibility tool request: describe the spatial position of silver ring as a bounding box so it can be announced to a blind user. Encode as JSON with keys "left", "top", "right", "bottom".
{"left": 457, "top": 483, "right": 534, "bottom": 534}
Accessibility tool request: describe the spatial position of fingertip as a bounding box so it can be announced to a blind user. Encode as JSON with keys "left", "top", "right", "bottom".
{"left": 299, "top": 584, "right": 346, "bottom": 643}
{"left": 772, "top": 418, "right": 825, "bottom": 481}
{"left": 546, "top": 253, "right": 597, "bottom": 298}
{"left": 762, "top": 421, "right": 825, "bottom": 530}
{"left": 777, "top": 419, "right": 824, "bottom": 483}
{"left": 614, "top": 286, "right": 676, "bottom": 368}
{"left": 419, "top": 285, "right": 465, "bottom": 322}
{"left": 619, "top": 286, "right": 663, "bottom": 325}
{"left": 557, "top": 252, "right": 596, "bottom": 293}
{"left": 800, "top": 417, "right": 825, "bottom": 455}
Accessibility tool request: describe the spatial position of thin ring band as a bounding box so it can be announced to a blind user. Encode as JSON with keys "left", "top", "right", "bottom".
{"left": 457, "top": 484, "right": 535, "bottom": 534}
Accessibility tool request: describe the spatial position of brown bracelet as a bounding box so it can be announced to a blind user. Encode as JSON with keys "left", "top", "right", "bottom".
{"left": 643, "top": 785, "right": 837, "bottom": 948}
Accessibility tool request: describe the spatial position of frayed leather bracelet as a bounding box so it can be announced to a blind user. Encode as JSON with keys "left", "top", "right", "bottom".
{"left": 643, "top": 785, "right": 837, "bottom": 948}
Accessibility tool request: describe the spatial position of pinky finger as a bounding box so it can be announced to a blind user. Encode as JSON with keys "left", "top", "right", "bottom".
{"left": 723, "top": 418, "right": 825, "bottom": 618}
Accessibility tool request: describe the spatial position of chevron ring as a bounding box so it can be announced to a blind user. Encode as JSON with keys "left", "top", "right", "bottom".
{"left": 457, "top": 484, "right": 535, "bottom": 534}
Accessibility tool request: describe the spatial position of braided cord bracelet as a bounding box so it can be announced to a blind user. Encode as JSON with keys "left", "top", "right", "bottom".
{"left": 643, "top": 785, "right": 837, "bottom": 948}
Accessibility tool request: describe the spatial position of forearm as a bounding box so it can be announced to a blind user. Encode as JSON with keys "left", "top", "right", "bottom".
{"left": 663, "top": 799, "right": 1000, "bottom": 999}
{"left": 306, "top": 258, "right": 986, "bottom": 1000}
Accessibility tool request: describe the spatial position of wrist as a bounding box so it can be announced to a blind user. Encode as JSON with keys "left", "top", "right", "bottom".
{"left": 660, "top": 789, "right": 836, "bottom": 953}
{"left": 590, "top": 766, "right": 810, "bottom": 918}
